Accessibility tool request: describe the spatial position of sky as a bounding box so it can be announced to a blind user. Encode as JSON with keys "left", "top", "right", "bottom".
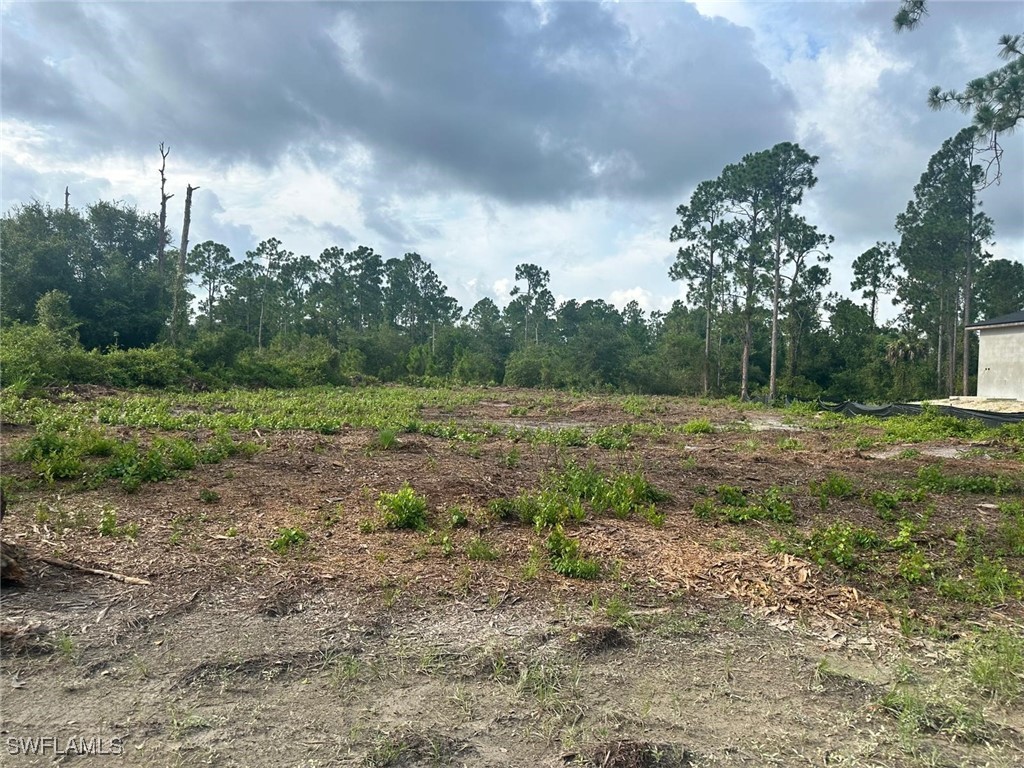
{"left": 2, "top": 0, "right": 1022, "bottom": 323}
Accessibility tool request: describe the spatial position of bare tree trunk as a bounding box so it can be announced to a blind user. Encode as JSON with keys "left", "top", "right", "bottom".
{"left": 702, "top": 251, "right": 714, "bottom": 397}
{"left": 156, "top": 144, "right": 174, "bottom": 309}
{"left": 768, "top": 235, "right": 782, "bottom": 401}
{"left": 936, "top": 293, "right": 943, "bottom": 396}
{"left": 740, "top": 317, "right": 751, "bottom": 401}
{"left": 171, "top": 184, "right": 198, "bottom": 347}
{"left": 64, "top": 186, "right": 70, "bottom": 213}
{"left": 962, "top": 198, "right": 975, "bottom": 396}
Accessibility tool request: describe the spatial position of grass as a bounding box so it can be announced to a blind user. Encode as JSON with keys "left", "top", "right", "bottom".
{"left": 962, "top": 627, "right": 1024, "bottom": 703}
{"left": 916, "top": 464, "right": 1021, "bottom": 495}
{"left": 466, "top": 536, "right": 500, "bottom": 561}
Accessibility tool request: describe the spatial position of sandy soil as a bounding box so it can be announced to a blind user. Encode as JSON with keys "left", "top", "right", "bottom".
{"left": 1, "top": 390, "right": 1022, "bottom": 767}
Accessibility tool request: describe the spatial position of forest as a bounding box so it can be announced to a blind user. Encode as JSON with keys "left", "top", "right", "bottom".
{"left": 1, "top": 127, "right": 1022, "bottom": 402}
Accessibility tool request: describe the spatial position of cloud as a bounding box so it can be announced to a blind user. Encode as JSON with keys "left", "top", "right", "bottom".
{"left": 2, "top": 2, "right": 793, "bottom": 205}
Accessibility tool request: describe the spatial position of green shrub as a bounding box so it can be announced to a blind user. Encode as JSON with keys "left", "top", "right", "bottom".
{"left": 377, "top": 484, "right": 429, "bottom": 531}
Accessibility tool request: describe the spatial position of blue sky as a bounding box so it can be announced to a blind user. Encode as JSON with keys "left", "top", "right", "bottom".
{"left": 2, "top": 1, "right": 1021, "bottom": 323}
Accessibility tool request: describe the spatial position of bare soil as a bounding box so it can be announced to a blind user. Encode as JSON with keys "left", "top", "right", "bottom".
{"left": 1, "top": 390, "right": 1022, "bottom": 767}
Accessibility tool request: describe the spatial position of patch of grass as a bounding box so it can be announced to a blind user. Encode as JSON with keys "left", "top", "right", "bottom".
{"left": 34, "top": 500, "right": 91, "bottom": 534}
{"left": 879, "top": 689, "right": 991, "bottom": 744}
{"left": 270, "top": 526, "right": 309, "bottom": 554}
{"left": 466, "top": 536, "right": 500, "bottom": 561}
{"left": 962, "top": 627, "right": 1024, "bottom": 703}
{"left": 916, "top": 464, "right": 1021, "bottom": 495}
{"left": 591, "top": 426, "right": 632, "bottom": 450}
{"left": 694, "top": 485, "right": 794, "bottom": 525}
{"left": 377, "top": 484, "right": 429, "bottom": 531}
{"left": 199, "top": 488, "right": 221, "bottom": 504}
{"left": 681, "top": 418, "right": 714, "bottom": 435}
{"left": 776, "top": 436, "right": 803, "bottom": 451}
{"left": 870, "top": 488, "right": 924, "bottom": 520}
{"left": 487, "top": 462, "right": 668, "bottom": 530}
{"left": 810, "top": 472, "right": 856, "bottom": 510}
{"left": 372, "top": 427, "right": 400, "bottom": 451}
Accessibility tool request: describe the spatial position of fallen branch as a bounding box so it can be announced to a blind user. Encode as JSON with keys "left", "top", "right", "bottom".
{"left": 39, "top": 556, "right": 151, "bottom": 586}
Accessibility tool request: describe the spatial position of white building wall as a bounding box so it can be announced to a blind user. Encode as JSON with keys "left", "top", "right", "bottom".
{"left": 976, "top": 326, "right": 1024, "bottom": 399}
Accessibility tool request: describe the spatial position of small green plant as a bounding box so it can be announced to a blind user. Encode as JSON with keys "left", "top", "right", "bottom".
{"left": 545, "top": 525, "right": 601, "bottom": 580}
{"left": 270, "top": 526, "right": 309, "bottom": 554}
{"left": 466, "top": 536, "right": 500, "bottom": 561}
{"left": 897, "top": 547, "right": 934, "bottom": 584}
{"left": 377, "top": 484, "right": 429, "bottom": 531}
{"left": 199, "top": 488, "right": 221, "bottom": 504}
{"left": 715, "top": 485, "right": 747, "bottom": 507}
{"left": 693, "top": 498, "right": 717, "bottom": 521}
{"left": 503, "top": 447, "right": 521, "bottom": 468}
{"left": 682, "top": 418, "right": 714, "bottom": 435}
{"left": 448, "top": 506, "right": 469, "bottom": 528}
{"left": 776, "top": 437, "right": 802, "bottom": 451}
{"left": 97, "top": 505, "right": 139, "bottom": 539}
{"left": 810, "top": 472, "right": 856, "bottom": 510}
{"left": 373, "top": 427, "right": 400, "bottom": 451}
{"left": 803, "top": 522, "right": 880, "bottom": 569}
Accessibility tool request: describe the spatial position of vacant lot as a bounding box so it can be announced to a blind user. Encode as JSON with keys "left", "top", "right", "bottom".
{"left": 1, "top": 386, "right": 1022, "bottom": 767}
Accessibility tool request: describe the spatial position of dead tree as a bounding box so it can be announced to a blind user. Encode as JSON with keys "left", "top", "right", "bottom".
{"left": 170, "top": 183, "right": 198, "bottom": 347}
{"left": 156, "top": 144, "right": 174, "bottom": 286}
{"left": 64, "top": 186, "right": 70, "bottom": 213}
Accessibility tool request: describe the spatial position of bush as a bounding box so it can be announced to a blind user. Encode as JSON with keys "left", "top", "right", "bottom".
{"left": 265, "top": 335, "right": 344, "bottom": 387}
{"left": 377, "top": 484, "right": 429, "bottom": 531}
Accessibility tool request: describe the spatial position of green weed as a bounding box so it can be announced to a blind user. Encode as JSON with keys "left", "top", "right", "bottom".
{"left": 377, "top": 484, "right": 429, "bottom": 531}
{"left": 545, "top": 525, "right": 601, "bottom": 580}
{"left": 270, "top": 526, "right": 309, "bottom": 554}
{"left": 682, "top": 418, "right": 714, "bottom": 435}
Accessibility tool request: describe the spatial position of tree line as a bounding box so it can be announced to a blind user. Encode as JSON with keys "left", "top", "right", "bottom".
{"left": 1, "top": 130, "right": 1021, "bottom": 399}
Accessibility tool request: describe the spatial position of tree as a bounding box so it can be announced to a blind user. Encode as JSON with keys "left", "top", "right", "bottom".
{"left": 974, "top": 258, "right": 1024, "bottom": 319}
{"left": 895, "top": 2, "right": 1023, "bottom": 180}
{"left": 895, "top": 128, "right": 993, "bottom": 395}
{"left": 188, "top": 241, "right": 232, "bottom": 329}
{"left": 170, "top": 183, "right": 198, "bottom": 346}
{"left": 759, "top": 143, "right": 820, "bottom": 400}
{"left": 719, "top": 154, "right": 770, "bottom": 400}
{"left": 35, "top": 289, "right": 80, "bottom": 347}
{"left": 250, "top": 237, "right": 291, "bottom": 350}
{"left": 851, "top": 242, "right": 898, "bottom": 325}
{"left": 509, "top": 263, "right": 553, "bottom": 345}
{"left": 781, "top": 218, "right": 832, "bottom": 386}
{"left": 669, "top": 178, "right": 736, "bottom": 395}
{"left": 155, "top": 143, "right": 173, "bottom": 293}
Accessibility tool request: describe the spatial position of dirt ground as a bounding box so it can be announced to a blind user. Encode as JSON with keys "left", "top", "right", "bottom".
{"left": 1, "top": 389, "right": 1022, "bottom": 767}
